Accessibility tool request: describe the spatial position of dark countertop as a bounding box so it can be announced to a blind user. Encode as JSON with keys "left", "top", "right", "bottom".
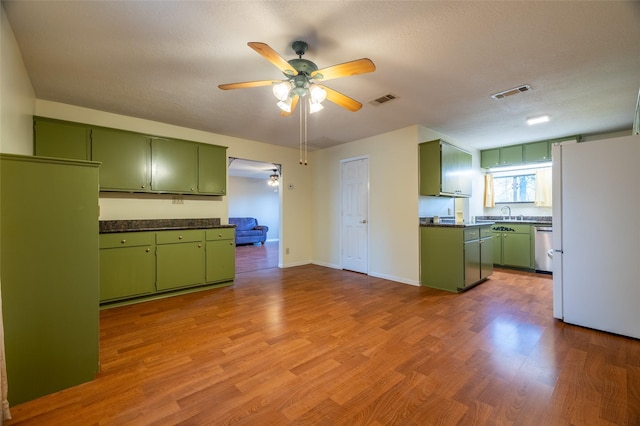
{"left": 420, "top": 215, "right": 552, "bottom": 228}
{"left": 99, "top": 218, "right": 234, "bottom": 234}
{"left": 420, "top": 221, "right": 494, "bottom": 228}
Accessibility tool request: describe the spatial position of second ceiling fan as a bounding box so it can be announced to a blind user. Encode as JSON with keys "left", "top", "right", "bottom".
{"left": 218, "top": 41, "right": 375, "bottom": 116}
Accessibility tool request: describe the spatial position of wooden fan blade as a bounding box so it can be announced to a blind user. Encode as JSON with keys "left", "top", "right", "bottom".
{"left": 218, "top": 80, "right": 280, "bottom": 90}
{"left": 280, "top": 96, "right": 299, "bottom": 117}
{"left": 320, "top": 85, "right": 363, "bottom": 112}
{"left": 248, "top": 42, "right": 296, "bottom": 76}
{"left": 311, "top": 58, "right": 375, "bottom": 81}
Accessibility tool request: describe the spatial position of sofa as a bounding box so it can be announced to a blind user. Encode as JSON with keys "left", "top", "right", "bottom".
{"left": 229, "top": 217, "right": 269, "bottom": 245}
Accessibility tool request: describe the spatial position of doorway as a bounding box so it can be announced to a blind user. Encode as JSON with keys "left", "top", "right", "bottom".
{"left": 341, "top": 157, "right": 369, "bottom": 274}
{"left": 228, "top": 158, "right": 281, "bottom": 273}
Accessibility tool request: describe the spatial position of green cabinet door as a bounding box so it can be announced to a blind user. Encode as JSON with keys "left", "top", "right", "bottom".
{"left": 151, "top": 138, "right": 198, "bottom": 193}
{"left": 34, "top": 117, "right": 90, "bottom": 160}
{"left": 500, "top": 145, "right": 523, "bottom": 166}
{"left": 420, "top": 140, "right": 471, "bottom": 197}
{"left": 206, "top": 240, "right": 235, "bottom": 282}
{"left": 198, "top": 144, "right": 227, "bottom": 195}
{"left": 99, "top": 232, "right": 156, "bottom": 302}
{"left": 1, "top": 154, "right": 99, "bottom": 405}
{"left": 492, "top": 232, "right": 503, "bottom": 264}
{"left": 92, "top": 127, "right": 151, "bottom": 191}
{"left": 464, "top": 239, "right": 480, "bottom": 287}
{"left": 524, "top": 141, "right": 551, "bottom": 163}
{"left": 502, "top": 233, "right": 531, "bottom": 268}
{"left": 481, "top": 148, "right": 500, "bottom": 168}
{"left": 156, "top": 230, "right": 205, "bottom": 290}
{"left": 156, "top": 243, "right": 205, "bottom": 290}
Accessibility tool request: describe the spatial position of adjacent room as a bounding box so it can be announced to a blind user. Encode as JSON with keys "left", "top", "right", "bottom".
{"left": 1, "top": 1, "right": 639, "bottom": 424}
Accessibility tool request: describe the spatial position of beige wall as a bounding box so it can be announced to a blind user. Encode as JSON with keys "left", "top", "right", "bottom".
{"left": 311, "top": 125, "right": 462, "bottom": 285}
{"left": 0, "top": 6, "right": 35, "bottom": 154}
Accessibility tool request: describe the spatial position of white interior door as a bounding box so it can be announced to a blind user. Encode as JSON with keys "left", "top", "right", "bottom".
{"left": 341, "top": 158, "right": 369, "bottom": 273}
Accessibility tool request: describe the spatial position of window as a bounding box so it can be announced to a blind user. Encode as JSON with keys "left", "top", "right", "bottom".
{"left": 494, "top": 173, "right": 536, "bottom": 203}
{"left": 490, "top": 163, "right": 551, "bottom": 204}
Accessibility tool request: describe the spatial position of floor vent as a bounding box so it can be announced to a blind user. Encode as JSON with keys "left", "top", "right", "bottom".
{"left": 370, "top": 93, "right": 398, "bottom": 106}
{"left": 491, "top": 85, "right": 531, "bottom": 100}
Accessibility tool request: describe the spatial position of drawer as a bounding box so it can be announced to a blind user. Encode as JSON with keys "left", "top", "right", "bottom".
{"left": 480, "top": 226, "right": 493, "bottom": 238}
{"left": 100, "top": 231, "right": 155, "bottom": 249}
{"left": 156, "top": 229, "right": 203, "bottom": 244}
{"left": 464, "top": 229, "right": 480, "bottom": 241}
{"left": 205, "top": 228, "right": 235, "bottom": 241}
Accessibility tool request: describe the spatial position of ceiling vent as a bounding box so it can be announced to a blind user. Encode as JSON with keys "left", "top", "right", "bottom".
{"left": 491, "top": 85, "right": 531, "bottom": 100}
{"left": 369, "top": 93, "right": 398, "bottom": 106}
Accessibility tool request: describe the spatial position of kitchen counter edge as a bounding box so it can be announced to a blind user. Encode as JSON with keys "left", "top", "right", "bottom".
{"left": 99, "top": 218, "right": 235, "bottom": 234}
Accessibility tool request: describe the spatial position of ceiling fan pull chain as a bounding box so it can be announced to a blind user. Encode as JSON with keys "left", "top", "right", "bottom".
{"left": 304, "top": 101, "right": 308, "bottom": 165}
{"left": 299, "top": 101, "right": 303, "bottom": 165}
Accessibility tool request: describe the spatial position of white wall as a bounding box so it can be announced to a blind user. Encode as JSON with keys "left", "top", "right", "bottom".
{"left": 228, "top": 176, "right": 280, "bottom": 241}
{"left": 0, "top": 6, "right": 35, "bottom": 154}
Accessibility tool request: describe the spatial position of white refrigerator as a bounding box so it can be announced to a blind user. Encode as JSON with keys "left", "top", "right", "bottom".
{"left": 552, "top": 134, "right": 640, "bottom": 339}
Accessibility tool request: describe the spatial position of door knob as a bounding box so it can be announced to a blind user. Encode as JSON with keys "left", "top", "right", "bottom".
{"left": 360, "top": 219, "right": 367, "bottom": 224}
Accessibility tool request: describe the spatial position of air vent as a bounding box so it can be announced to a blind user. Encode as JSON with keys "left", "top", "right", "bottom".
{"left": 491, "top": 85, "right": 531, "bottom": 100}
{"left": 369, "top": 93, "right": 398, "bottom": 106}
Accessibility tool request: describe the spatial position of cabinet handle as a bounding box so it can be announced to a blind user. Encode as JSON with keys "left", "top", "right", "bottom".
{"left": 218, "top": 233, "right": 222, "bottom": 237}
{"left": 197, "top": 244, "right": 202, "bottom": 248}
{"left": 229, "top": 242, "right": 234, "bottom": 246}
{"left": 141, "top": 185, "right": 146, "bottom": 189}
{"left": 179, "top": 235, "right": 183, "bottom": 240}
{"left": 191, "top": 188, "right": 195, "bottom": 192}
{"left": 121, "top": 239, "right": 126, "bottom": 244}
{"left": 145, "top": 248, "right": 150, "bottom": 252}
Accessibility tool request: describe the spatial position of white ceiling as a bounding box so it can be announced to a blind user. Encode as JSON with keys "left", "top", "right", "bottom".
{"left": 3, "top": 1, "right": 640, "bottom": 153}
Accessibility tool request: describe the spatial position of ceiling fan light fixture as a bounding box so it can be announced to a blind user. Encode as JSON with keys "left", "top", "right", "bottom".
{"left": 309, "top": 101, "right": 324, "bottom": 114}
{"left": 268, "top": 169, "right": 280, "bottom": 187}
{"left": 272, "top": 81, "right": 292, "bottom": 101}
{"left": 309, "top": 85, "right": 327, "bottom": 104}
{"left": 277, "top": 97, "right": 293, "bottom": 112}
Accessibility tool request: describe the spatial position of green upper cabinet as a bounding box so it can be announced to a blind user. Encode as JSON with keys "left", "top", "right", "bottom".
{"left": 420, "top": 139, "right": 472, "bottom": 197}
{"left": 92, "top": 127, "right": 151, "bottom": 192}
{"left": 151, "top": 138, "right": 198, "bottom": 194}
{"left": 480, "top": 148, "right": 500, "bottom": 168}
{"left": 523, "top": 141, "right": 551, "bottom": 163}
{"left": 480, "top": 145, "right": 522, "bottom": 168}
{"left": 34, "top": 117, "right": 90, "bottom": 160}
{"left": 33, "top": 116, "right": 227, "bottom": 196}
{"left": 198, "top": 144, "right": 227, "bottom": 195}
{"left": 500, "top": 145, "right": 523, "bottom": 165}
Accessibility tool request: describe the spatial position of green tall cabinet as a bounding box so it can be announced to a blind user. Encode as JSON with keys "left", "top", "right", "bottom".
{"left": 0, "top": 154, "right": 100, "bottom": 405}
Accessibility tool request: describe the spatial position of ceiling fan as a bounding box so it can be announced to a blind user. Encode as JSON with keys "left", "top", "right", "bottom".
{"left": 218, "top": 41, "right": 376, "bottom": 116}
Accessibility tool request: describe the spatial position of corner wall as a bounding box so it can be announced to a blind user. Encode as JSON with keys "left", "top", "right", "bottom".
{"left": 0, "top": 5, "right": 35, "bottom": 154}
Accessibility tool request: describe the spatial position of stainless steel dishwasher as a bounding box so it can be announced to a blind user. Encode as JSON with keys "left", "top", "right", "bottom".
{"left": 534, "top": 226, "right": 553, "bottom": 273}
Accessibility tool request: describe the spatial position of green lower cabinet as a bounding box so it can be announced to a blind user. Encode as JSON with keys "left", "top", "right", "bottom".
{"left": 492, "top": 223, "right": 533, "bottom": 269}
{"left": 205, "top": 228, "right": 235, "bottom": 282}
{"left": 156, "top": 230, "right": 206, "bottom": 291}
{"left": 421, "top": 225, "right": 493, "bottom": 292}
{"left": 99, "top": 232, "right": 155, "bottom": 302}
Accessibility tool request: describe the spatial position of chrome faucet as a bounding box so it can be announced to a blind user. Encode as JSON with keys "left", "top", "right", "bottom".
{"left": 500, "top": 205, "right": 511, "bottom": 220}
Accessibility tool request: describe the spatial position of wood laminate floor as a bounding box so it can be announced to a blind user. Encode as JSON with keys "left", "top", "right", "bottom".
{"left": 235, "top": 241, "right": 279, "bottom": 274}
{"left": 6, "top": 266, "right": 640, "bottom": 425}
